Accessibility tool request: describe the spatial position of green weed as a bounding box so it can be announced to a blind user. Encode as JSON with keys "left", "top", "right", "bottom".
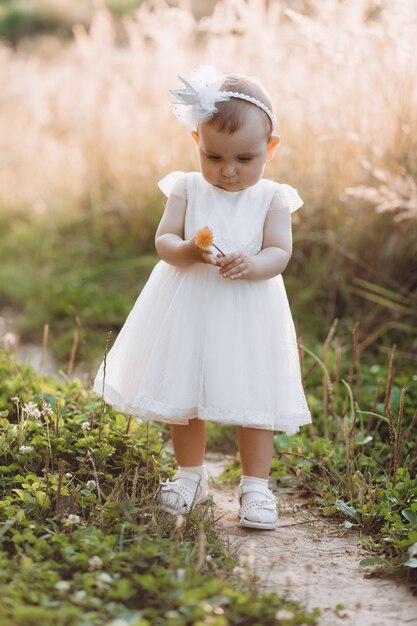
{"left": 221, "top": 325, "right": 417, "bottom": 591}
{"left": 0, "top": 349, "right": 320, "bottom": 626}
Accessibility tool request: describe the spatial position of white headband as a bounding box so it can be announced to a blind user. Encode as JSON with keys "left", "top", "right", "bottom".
{"left": 169, "top": 65, "right": 277, "bottom": 132}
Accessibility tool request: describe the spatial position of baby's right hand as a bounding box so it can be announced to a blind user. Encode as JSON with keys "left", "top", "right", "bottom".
{"left": 200, "top": 249, "right": 221, "bottom": 265}
{"left": 187, "top": 236, "right": 220, "bottom": 266}
{"left": 200, "top": 249, "right": 220, "bottom": 266}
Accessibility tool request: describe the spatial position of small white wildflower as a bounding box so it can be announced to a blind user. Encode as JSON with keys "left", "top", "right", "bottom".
{"left": 41, "top": 402, "right": 53, "bottom": 417}
{"left": 232, "top": 565, "right": 247, "bottom": 579}
{"left": 10, "top": 396, "right": 20, "bottom": 403}
{"left": 408, "top": 542, "right": 417, "bottom": 558}
{"left": 3, "top": 332, "right": 17, "bottom": 351}
{"left": 71, "top": 589, "right": 87, "bottom": 605}
{"left": 174, "top": 568, "right": 186, "bottom": 583}
{"left": 165, "top": 611, "right": 180, "bottom": 619}
{"left": 54, "top": 580, "right": 71, "bottom": 593}
{"left": 214, "top": 607, "right": 224, "bottom": 615}
{"left": 81, "top": 422, "right": 91, "bottom": 431}
{"left": 205, "top": 554, "right": 212, "bottom": 562}
{"left": 95, "top": 572, "right": 113, "bottom": 590}
{"left": 62, "top": 514, "right": 81, "bottom": 527}
{"left": 86, "top": 480, "right": 96, "bottom": 490}
{"left": 22, "top": 402, "right": 41, "bottom": 419}
{"left": 275, "top": 609, "right": 295, "bottom": 621}
{"left": 65, "top": 472, "right": 73, "bottom": 479}
{"left": 88, "top": 555, "right": 103, "bottom": 570}
{"left": 19, "top": 445, "right": 34, "bottom": 453}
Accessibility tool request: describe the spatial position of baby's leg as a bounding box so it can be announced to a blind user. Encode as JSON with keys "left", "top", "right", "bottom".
{"left": 236, "top": 426, "right": 277, "bottom": 528}
{"left": 237, "top": 426, "right": 273, "bottom": 478}
{"left": 157, "top": 418, "right": 207, "bottom": 514}
{"left": 170, "top": 418, "right": 206, "bottom": 465}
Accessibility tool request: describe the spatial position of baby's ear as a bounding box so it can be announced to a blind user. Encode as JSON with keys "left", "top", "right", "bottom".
{"left": 191, "top": 131, "right": 200, "bottom": 145}
{"left": 266, "top": 134, "right": 280, "bottom": 161}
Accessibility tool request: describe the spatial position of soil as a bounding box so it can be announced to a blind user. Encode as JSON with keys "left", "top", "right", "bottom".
{"left": 205, "top": 454, "right": 417, "bottom": 626}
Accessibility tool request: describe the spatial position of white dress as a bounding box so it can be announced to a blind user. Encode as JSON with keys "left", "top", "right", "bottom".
{"left": 93, "top": 171, "right": 312, "bottom": 434}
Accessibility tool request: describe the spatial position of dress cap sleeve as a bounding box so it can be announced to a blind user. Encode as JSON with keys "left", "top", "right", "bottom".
{"left": 157, "top": 171, "right": 187, "bottom": 198}
{"left": 271, "top": 183, "right": 303, "bottom": 213}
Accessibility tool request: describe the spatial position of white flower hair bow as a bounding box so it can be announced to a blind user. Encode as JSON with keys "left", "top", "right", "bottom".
{"left": 169, "top": 65, "right": 230, "bottom": 130}
{"left": 169, "top": 65, "right": 277, "bottom": 131}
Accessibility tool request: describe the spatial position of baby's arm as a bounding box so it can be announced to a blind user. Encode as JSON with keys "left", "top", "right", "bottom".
{"left": 248, "top": 206, "right": 292, "bottom": 279}
{"left": 219, "top": 206, "right": 292, "bottom": 281}
{"left": 155, "top": 192, "right": 216, "bottom": 267}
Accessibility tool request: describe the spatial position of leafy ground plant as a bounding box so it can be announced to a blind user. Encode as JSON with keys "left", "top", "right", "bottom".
{"left": 292, "top": 339, "right": 417, "bottom": 588}
{"left": 0, "top": 349, "right": 320, "bottom": 626}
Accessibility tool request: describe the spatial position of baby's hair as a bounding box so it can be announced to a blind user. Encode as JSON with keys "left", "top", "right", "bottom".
{"left": 204, "top": 74, "right": 275, "bottom": 137}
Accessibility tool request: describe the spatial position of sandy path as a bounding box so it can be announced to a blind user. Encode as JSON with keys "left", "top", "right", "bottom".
{"left": 205, "top": 454, "right": 417, "bottom": 626}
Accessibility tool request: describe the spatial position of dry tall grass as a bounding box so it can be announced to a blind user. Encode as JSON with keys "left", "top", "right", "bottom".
{"left": 1, "top": 0, "right": 416, "bottom": 218}
{"left": 1, "top": 0, "right": 416, "bottom": 353}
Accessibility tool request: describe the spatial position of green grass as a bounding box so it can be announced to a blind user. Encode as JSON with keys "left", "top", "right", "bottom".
{"left": 0, "top": 349, "right": 321, "bottom": 626}
{"left": 0, "top": 201, "right": 161, "bottom": 366}
{"left": 0, "top": 1, "right": 141, "bottom": 43}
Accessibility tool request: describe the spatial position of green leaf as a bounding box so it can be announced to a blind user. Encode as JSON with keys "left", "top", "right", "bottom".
{"left": 359, "top": 556, "right": 386, "bottom": 567}
{"left": 402, "top": 509, "right": 417, "bottom": 525}
{"left": 356, "top": 435, "right": 373, "bottom": 445}
{"left": 0, "top": 464, "right": 19, "bottom": 473}
{"left": 136, "top": 574, "right": 158, "bottom": 592}
{"left": 34, "top": 491, "right": 51, "bottom": 510}
{"left": 109, "top": 578, "right": 135, "bottom": 600}
{"left": 336, "top": 499, "right": 358, "bottom": 519}
{"left": 12, "top": 489, "right": 27, "bottom": 501}
{"left": 12, "top": 489, "right": 37, "bottom": 509}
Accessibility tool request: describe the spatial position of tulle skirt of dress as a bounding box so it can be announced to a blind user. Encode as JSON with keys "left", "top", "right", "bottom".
{"left": 93, "top": 260, "right": 312, "bottom": 434}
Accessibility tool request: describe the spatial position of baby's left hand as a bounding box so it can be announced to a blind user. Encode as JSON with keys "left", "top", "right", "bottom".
{"left": 216, "top": 251, "right": 253, "bottom": 280}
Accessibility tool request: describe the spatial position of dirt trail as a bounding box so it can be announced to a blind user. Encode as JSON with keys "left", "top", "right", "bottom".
{"left": 205, "top": 454, "right": 417, "bottom": 626}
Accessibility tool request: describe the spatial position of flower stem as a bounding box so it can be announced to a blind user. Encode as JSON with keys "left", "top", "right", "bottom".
{"left": 213, "top": 243, "right": 226, "bottom": 257}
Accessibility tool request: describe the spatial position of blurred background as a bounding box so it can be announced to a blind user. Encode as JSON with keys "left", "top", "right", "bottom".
{"left": 0, "top": 0, "right": 416, "bottom": 383}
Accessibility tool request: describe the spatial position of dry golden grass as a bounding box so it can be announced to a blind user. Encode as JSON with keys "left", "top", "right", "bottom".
{"left": 0, "top": 0, "right": 416, "bottom": 223}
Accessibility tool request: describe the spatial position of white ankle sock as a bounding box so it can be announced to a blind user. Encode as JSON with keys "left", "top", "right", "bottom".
{"left": 240, "top": 475, "right": 268, "bottom": 486}
{"left": 179, "top": 464, "right": 207, "bottom": 477}
{"left": 240, "top": 475, "right": 277, "bottom": 524}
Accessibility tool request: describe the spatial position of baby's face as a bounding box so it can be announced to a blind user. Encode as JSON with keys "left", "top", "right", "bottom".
{"left": 193, "top": 108, "right": 278, "bottom": 192}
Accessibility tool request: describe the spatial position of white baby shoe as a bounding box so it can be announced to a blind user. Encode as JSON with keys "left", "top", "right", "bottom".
{"left": 157, "top": 465, "right": 209, "bottom": 515}
{"left": 238, "top": 475, "right": 278, "bottom": 530}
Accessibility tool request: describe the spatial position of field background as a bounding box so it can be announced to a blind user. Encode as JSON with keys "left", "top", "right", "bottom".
{"left": 0, "top": 1, "right": 417, "bottom": 621}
